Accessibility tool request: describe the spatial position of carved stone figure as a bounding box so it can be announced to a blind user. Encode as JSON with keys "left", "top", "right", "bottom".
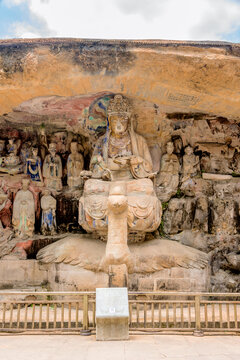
{"left": 232, "top": 150, "right": 240, "bottom": 174}
{"left": 2, "top": 138, "right": 22, "bottom": 174}
{"left": 198, "top": 143, "right": 234, "bottom": 175}
{"left": 52, "top": 132, "right": 67, "bottom": 154}
{"left": 0, "top": 190, "right": 12, "bottom": 229}
{"left": 43, "top": 143, "right": 62, "bottom": 191}
{"left": 181, "top": 145, "right": 200, "bottom": 182}
{"left": 210, "top": 185, "right": 236, "bottom": 235}
{"left": 39, "top": 128, "right": 48, "bottom": 162}
{"left": 163, "top": 199, "right": 183, "bottom": 234}
{"left": 40, "top": 189, "right": 57, "bottom": 235}
{"left": 67, "top": 142, "right": 84, "bottom": 188}
{"left": 193, "top": 196, "right": 208, "bottom": 233}
{"left": 7, "top": 138, "right": 20, "bottom": 156}
{"left": 157, "top": 141, "right": 180, "bottom": 202}
{"left": 20, "top": 141, "right": 32, "bottom": 173}
{"left": 12, "top": 178, "right": 35, "bottom": 238}
{"left": 26, "top": 147, "right": 43, "bottom": 183}
{"left": 79, "top": 95, "right": 161, "bottom": 268}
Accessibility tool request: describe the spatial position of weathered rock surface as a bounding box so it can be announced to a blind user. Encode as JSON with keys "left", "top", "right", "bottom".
{"left": 0, "top": 38, "right": 240, "bottom": 292}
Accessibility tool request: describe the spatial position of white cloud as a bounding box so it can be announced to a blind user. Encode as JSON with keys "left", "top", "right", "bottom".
{"left": 115, "top": 0, "right": 165, "bottom": 20}
{"left": 11, "top": 22, "right": 45, "bottom": 38}
{"left": 4, "top": 0, "right": 240, "bottom": 41}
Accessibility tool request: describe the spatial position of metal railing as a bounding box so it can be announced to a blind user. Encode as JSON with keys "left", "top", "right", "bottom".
{"left": 0, "top": 291, "right": 239, "bottom": 334}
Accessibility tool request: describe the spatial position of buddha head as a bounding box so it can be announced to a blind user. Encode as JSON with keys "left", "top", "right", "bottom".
{"left": 48, "top": 143, "right": 57, "bottom": 157}
{"left": 42, "top": 188, "right": 51, "bottom": 197}
{"left": 22, "top": 178, "right": 30, "bottom": 191}
{"left": 185, "top": 145, "right": 193, "bottom": 156}
{"left": 70, "top": 142, "right": 78, "bottom": 155}
{"left": 31, "top": 147, "right": 38, "bottom": 158}
{"left": 166, "top": 142, "right": 174, "bottom": 155}
{"left": 107, "top": 95, "right": 131, "bottom": 136}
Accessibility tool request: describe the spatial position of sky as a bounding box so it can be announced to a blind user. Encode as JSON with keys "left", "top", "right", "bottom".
{"left": 0, "top": 0, "right": 240, "bottom": 42}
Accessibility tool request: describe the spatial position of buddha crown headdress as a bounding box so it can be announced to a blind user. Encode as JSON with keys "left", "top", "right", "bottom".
{"left": 107, "top": 94, "right": 131, "bottom": 116}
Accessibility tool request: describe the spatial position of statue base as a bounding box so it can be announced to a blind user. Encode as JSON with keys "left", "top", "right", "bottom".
{"left": 108, "top": 264, "right": 128, "bottom": 288}
{"left": 0, "top": 259, "right": 210, "bottom": 292}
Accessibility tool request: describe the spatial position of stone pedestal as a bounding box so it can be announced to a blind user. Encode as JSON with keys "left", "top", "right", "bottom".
{"left": 96, "top": 287, "right": 129, "bottom": 341}
{"left": 108, "top": 264, "right": 128, "bottom": 288}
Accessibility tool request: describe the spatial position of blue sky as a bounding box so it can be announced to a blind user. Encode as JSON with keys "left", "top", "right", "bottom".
{"left": 0, "top": 0, "right": 240, "bottom": 41}
{"left": 0, "top": 1, "right": 30, "bottom": 38}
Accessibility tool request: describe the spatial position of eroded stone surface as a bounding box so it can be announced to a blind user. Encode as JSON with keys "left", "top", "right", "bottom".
{"left": 0, "top": 39, "right": 239, "bottom": 292}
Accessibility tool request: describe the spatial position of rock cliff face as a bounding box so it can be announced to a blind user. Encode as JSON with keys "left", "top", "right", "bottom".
{"left": 0, "top": 38, "right": 240, "bottom": 292}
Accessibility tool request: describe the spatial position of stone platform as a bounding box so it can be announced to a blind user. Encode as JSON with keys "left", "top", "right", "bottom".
{"left": 0, "top": 259, "right": 210, "bottom": 292}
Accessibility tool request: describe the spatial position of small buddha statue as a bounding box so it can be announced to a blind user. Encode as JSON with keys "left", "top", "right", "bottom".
{"left": 26, "top": 147, "right": 43, "bottom": 183}
{"left": 3, "top": 139, "right": 22, "bottom": 174}
{"left": 157, "top": 141, "right": 180, "bottom": 202}
{"left": 40, "top": 189, "right": 57, "bottom": 235}
{"left": 43, "top": 143, "right": 62, "bottom": 191}
{"left": 181, "top": 145, "right": 200, "bottom": 183}
{"left": 67, "top": 142, "right": 84, "bottom": 188}
{"left": 12, "top": 178, "right": 35, "bottom": 238}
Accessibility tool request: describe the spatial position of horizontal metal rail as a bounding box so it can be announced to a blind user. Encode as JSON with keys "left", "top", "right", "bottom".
{"left": 0, "top": 291, "right": 239, "bottom": 334}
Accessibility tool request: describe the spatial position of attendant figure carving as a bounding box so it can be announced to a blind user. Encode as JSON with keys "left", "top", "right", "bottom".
{"left": 20, "top": 141, "right": 32, "bottom": 173}
{"left": 181, "top": 146, "right": 200, "bottom": 183}
{"left": 26, "top": 147, "right": 43, "bottom": 183}
{"left": 40, "top": 189, "right": 57, "bottom": 235}
{"left": 157, "top": 141, "right": 180, "bottom": 202}
{"left": 12, "top": 178, "right": 35, "bottom": 238}
{"left": 43, "top": 143, "right": 62, "bottom": 191}
{"left": 3, "top": 138, "right": 22, "bottom": 174}
{"left": 67, "top": 142, "right": 84, "bottom": 188}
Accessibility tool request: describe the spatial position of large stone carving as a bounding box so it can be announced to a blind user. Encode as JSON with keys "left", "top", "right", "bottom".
{"left": 12, "top": 178, "right": 35, "bottom": 238}
{"left": 37, "top": 235, "right": 209, "bottom": 274}
{"left": 79, "top": 95, "right": 161, "bottom": 268}
{"left": 1, "top": 38, "right": 240, "bottom": 292}
{"left": 38, "top": 94, "right": 209, "bottom": 280}
{"left": 157, "top": 142, "right": 180, "bottom": 202}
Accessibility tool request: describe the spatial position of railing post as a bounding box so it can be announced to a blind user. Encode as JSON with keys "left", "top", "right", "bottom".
{"left": 80, "top": 294, "right": 91, "bottom": 336}
{"left": 193, "top": 294, "right": 204, "bottom": 336}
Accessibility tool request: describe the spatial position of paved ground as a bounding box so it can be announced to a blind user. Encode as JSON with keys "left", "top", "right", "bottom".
{"left": 0, "top": 334, "right": 240, "bottom": 360}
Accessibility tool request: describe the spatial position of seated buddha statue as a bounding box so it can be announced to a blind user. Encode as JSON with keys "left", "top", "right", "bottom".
{"left": 79, "top": 95, "right": 162, "bottom": 268}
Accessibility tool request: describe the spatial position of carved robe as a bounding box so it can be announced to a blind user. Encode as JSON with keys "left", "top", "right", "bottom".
{"left": 13, "top": 189, "right": 35, "bottom": 237}
{"left": 26, "top": 156, "right": 42, "bottom": 182}
{"left": 67, "top": 153, "right": 84, "bottom": 188}
{"left": 90, "top": 129, "right": 153, "bottom": 180}
{"left": 43, "top": 154, "right": 62, "bottom": 191}
{"left": 41, "top": 194, "right": 57, "bottom": 235}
